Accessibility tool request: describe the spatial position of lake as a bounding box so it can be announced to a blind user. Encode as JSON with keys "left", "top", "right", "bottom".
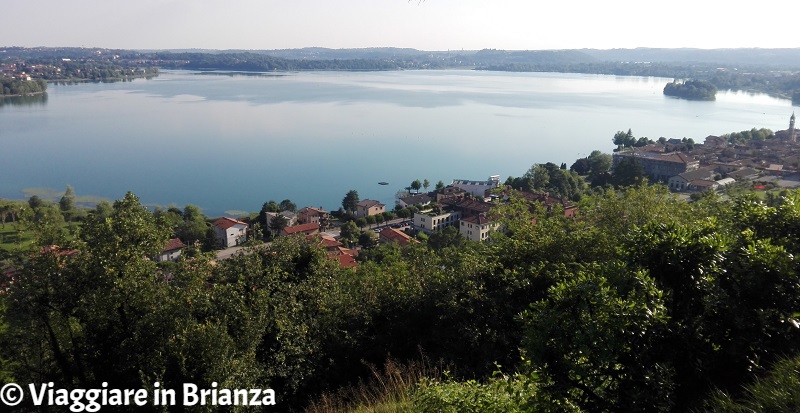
{"left": 0, "top": 70, "right": 794, "bottom": 216}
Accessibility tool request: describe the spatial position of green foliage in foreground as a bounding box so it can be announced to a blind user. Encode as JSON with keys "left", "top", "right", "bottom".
{"left": 412, "top": 373, "right": 531, "bottom": 413}
{"left": 702, "top": 355, "right": 800, "bottom": 413}
{"left": 1, "top": 186, "right": 799, "bottom": 412}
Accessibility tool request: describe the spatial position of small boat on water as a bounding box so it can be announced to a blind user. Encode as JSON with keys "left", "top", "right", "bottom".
{"left": 378, "top": 182, "right": 389, "bottom": 185}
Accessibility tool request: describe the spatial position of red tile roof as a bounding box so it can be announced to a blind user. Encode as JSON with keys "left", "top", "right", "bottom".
{"left": 306, "top": 234, "right": 342, "bottom": 249}
{"left": 304, "top": 234, "right": 358, "bottom": 268}
{"left": 163, "top": 238, "right": 186, "bottom": 252}
{"left": 299, "top": 206, "right": 328, "bottom": 214}
{"left": 281, "top": 222, "right": 320, "bottom": 236}
{"left": 336, "top": 254, "right": 358, "bottom": 268}
{"left": 379, "top": 228, "right": 414, "bottom": 246}
{"left": 461, "top": 214, "right": 492, "bottom": 225}
{"left": 213, "top": 217, "right": 247, "bottom": 230}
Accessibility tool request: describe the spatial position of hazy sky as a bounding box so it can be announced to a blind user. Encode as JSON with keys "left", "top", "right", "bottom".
{"left": 4, "top": 0, "right": 799, "bottom": 51}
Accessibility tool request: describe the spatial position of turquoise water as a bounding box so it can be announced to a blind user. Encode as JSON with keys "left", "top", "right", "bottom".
{"left": 0, "top": 70, "right": 793, "bottom": 216}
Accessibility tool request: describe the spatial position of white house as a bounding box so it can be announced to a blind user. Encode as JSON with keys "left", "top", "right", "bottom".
{"left": 412, "top": 210, "right": 460, "bottom": 234}
{"left": 668, "top": 167, "right": 715, "bottom": 191}
{"left": 451, "top": 175, "right": 501, "bottom": 197}
{"left": 459, "top": 214, "right": 499, "bottom": 242}
{"left": 212, "top": 217, "right": 248, "bottom": 248}
{"left": 156, "top": 238, "right": 186, "bottom": 262}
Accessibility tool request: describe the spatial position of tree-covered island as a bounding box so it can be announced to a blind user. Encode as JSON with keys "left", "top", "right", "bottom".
{"left": 663, "top": 79, "right": 717, "bottom": 100}
{"left": 0, "top": 77, "right": 46, "bottom": 96}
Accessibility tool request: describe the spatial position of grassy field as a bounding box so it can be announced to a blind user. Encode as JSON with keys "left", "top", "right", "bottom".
{"left": 0, "top": 224, "right": 35, "bottom": 253}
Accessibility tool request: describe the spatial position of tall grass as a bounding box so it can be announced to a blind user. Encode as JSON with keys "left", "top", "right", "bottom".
{"left": 305, "top": 358, "right": 443, "bottom": 413}
{"left": 701, "top": 355, "right": 800, "bottom": 412}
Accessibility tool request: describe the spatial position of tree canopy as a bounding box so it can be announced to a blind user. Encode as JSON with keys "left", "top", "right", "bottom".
{"left": 2, "top": 187, "right": 800, "bottom": 411}
{"left": 342, "top": 190, "right": 360, "bottom": 214}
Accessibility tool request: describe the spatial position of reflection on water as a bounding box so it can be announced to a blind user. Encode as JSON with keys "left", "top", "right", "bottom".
{"left": 0, "top": 93, "right": 48, "bottom": 107}
{"left": 193, "top": 71, "right": 290, "bottom": 78}
{"left": 49, "top": 76, "right": 158, "bottom": 87}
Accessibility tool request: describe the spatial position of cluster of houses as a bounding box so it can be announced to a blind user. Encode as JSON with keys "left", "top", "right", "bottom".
{"left": 0, "top": 61, "right": 56, "bottom": 81}
{"left": 401, "top": 175, "right": 576, "bottom": 243}
{"left": 148, "top": 174, "right": 578, "bottom": 271}
{"left": 612, "top": 114, "right": 800, "bottom": 192}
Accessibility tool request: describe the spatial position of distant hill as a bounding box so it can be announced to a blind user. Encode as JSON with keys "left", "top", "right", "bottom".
{"left": 470, "top": 49, "right": 595, "bottom": 65}
{"left": 581, "top": 48, "right": 800, "bottom": 67}
{"left": 6, "top": 46, "right": 800, "bottom": 68}
{"left": 5, "top": 46, "right": 800, "bottom": 98}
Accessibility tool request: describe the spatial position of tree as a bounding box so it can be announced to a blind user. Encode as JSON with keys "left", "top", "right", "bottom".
{"left": 435, "top": 180, "right": 446, "bottom": 192}
{"left": 427, "top": 225, "right": 464, "bottom": 251}
{"left": 0, "top": 201, "right": 11, "bottom": 228}
{"left": 342, "top": 190, "right": 359, "bottom": 214}
{"left": 27, "top": 195, "right": 43, "bottom": 209}
{"left": 611, "top": 157, "right": 645, "bottom": 187}
{"left": 59, "top": 185, "right": 76, "bottom": 222}
{"left": 522, "top": 263, "right": 672, "bottom": 412}
{"left": 396, "top": 208, "right": 411, "bottom": 219}
{"left": 358, "top": 231, "right": 378, "bottom": 249}
{"left": 269, "top": 214, "right": 289, "bottom": 237}
{"left": 613, "top": 129, "right": 636, "bottom": 148}
{"left": 177, "top": 205, "right": 209, "bottom": 247}
{"left": 411, "top": 179, "right": 422, "bottom": 193}
{"left": 587, "top": 150, "right": 612, "bottom": 186}
{"left": 423, "top": 179, "right": 430, "bottom": 191}
{"left": 259, "top": 200, "right": 280, "bottom": 229}
{"left": 570, "top": 157, "right": 591, "bottom": 175}
{"left": 522, "top": 164, "right": 550, "bottom": 191}
{"left": 32, "top": 203, "right": 67, "bottom": 246}
{"left": 263, "top": 200, "right": 281, "bottom": 213}
{"left": 279, "top": 199, "right": 297, "bottom": 212}
{"left": 587, "top": 150, "right": 611, "bottom": 174}
{"left": 153, "top": 206, "right": 183, "bottom": 230}
{"left": 339, "top": 221, "right": 360, "bottom": 247}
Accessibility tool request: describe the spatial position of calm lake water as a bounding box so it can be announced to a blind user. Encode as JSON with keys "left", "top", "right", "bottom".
{"left": 1, "top": 70, "right": 795, "bottom": 216}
